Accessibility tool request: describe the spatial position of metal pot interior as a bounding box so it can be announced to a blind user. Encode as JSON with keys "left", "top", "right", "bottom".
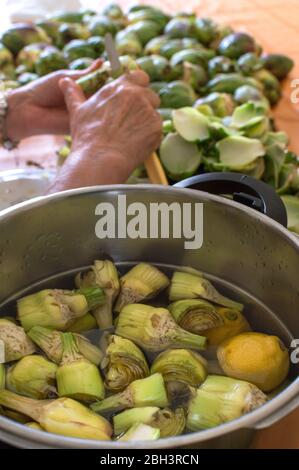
{"left": 0, "top": 185, "right": 298, "bottom": 448}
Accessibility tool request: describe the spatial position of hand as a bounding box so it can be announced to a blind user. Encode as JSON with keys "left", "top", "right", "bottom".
{"left": 5, "top": 60, "right": 103, "bottom": 141}
{"left": 48, "top": 70, "right": 162, "bottom": 192}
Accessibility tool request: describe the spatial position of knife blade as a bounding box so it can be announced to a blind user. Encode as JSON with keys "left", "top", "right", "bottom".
{"left": 104, "top": 32, "right": 122, "bottom": 75}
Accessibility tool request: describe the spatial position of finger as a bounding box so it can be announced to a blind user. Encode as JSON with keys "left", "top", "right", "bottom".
{"left": 122, "top": 70, "right": 150, "bottom": 87}
{"left": 59, "top": 77, "right": 86, "bottom": 114}
{"left": 141, "top": 88, "right": 161, "bottom": 108}
{"left": 66, "top": 59, "right": 104, "bottom": 80}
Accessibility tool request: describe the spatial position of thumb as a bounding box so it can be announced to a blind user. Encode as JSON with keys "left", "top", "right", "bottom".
{"left": 59, "top": 77, "right": 86, "bottom": 114}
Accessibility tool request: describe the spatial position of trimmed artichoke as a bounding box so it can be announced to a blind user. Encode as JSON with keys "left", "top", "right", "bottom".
{"left": 151, "top": 349, "right": 207, "bottom": 387}
{"left": 56, "top": 333, "right": 105, "bottom": 402}
{"left": 17, "top": 287, "right": 105, "bottom": 331}
{"left": 0, "top": 319, "right": 35, "bottom": 362}
{"left": 115, "top": 304, "right": 207, "bottom": 352}
{"left": 114, "top": 406, "right": 186, "bottom": 438}
{"left": 114, "top": 263, "right": 169, "bottom": 313}
{"left": 187, "top": 375, "right": 267, "bottom": 430}
{"left": 6, "top": 355, "right": 57, "bottom": 399}
{"left": 75, "top": 259, "right": 119, "bottom": 329}
{"left": 169, "top": 272, "right": 244, "bottom": 311}
{"left": 103, "top": 335, "right": 149, "bottom": 393}
{"left": 28, "top": 326, "right": 103, "bottom": 366}
{"left": 168, "top": 299, "right": 223, "bottom": 335}
{"left": 91, "top": 373, "right": 169, "bottom": 414}
{"left": 0, "top": 390, "right": 112, "bottom": 440}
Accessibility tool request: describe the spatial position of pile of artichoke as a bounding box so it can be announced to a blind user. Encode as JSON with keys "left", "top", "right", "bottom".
{"left": 0, "top": 3, "right": 298, "bottom": 231}
{"left": 1, "top": 260, "right": 290, "bottom": 442}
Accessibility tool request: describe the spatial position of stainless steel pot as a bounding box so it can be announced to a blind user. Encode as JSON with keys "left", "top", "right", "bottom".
{"left": 0, "top": 175, "right": 298, "bottom": 449}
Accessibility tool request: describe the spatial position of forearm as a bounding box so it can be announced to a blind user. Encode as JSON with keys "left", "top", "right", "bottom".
{"left": 47, "top": 147, "right": 133, "bottom": 194}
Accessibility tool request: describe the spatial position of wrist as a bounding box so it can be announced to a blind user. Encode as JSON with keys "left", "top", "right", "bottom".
{"left": 48, "top": 146, "right": 133, "bottom": 193}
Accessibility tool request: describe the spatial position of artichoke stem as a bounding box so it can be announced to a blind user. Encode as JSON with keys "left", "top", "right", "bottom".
{"left": 0, "top": 389, "right": 47, "bottom": 421}
{"left": 76, "top": 287, "right": 105, "bottom": 310}
{"left": 93, "top": 302, "right": 113, "bottom": 329}
{"left": 91, "top": 389, "right": 128, "bottom": 414}
{"left": 91, "top": 373, "right": 168, "bottom": 414}
{"left": 174, "top": 329, "right": 207, "bottom": 350}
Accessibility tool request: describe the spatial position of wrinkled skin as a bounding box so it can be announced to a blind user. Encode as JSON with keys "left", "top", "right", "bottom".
{"left": 5, "top": 60, "right": 103, "bottom": 140}
{"left": 48, "top": 70, "right": 162, "bottom": 191}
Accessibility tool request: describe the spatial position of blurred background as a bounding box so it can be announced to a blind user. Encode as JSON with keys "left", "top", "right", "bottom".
{"left": 0, "top": 0, "right": 298, "bottom": 173}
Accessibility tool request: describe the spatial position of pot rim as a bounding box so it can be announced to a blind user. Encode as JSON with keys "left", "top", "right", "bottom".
{"left": 0, "top": 184, "right": 298, "bottom": 448}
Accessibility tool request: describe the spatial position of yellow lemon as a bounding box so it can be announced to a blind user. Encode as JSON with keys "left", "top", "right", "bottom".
{"left": 204, "top": 308, "right": 251, "bottom": 346}
{"left": 217, "top": 332, "right": 290, "bottom": 392}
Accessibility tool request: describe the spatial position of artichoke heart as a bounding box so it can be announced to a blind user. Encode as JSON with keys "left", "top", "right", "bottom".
{"left": 91, "top": 373, "right": 168, "bottom": 414}
{"left": 103, "top": 335, "right": 149, "bottom": 393}
{"left": 187, "top": 375, "right": 267, "bottom": 430}
{"left": 168, "top": 299, "right": 224, "bottom": 334}
{"left": 6, "top": 355, "right": 57, "bottom": 399}
{"left": 17, "top": 287, "right": 105, "bottom": 331}
{"left": 0, "top": 390, "right": 112, "bottom": 441}
{"left": 115, "top": 304, "right": 207, "bottom": 352}
{"left": 28, "top": 326, "right": 103, "bottom": 366}
{"left": 169, "top": 272, "right": 243, "bottom": 311}
{"left": 76, "top": 259, "right": 120, "bottom": 329}
{"left": 56, "top": 333, "right": 105, "bottom": 402}
{"left": 114, "top": 406, "right": 186, "bottom": 438}
{"left": 151, "top": 349, "right": 207, "bottom": 387}
{"left": 0, "top": 319, "right": 35, "bottom": 362}
{"left": 114, "top": 263, "right": 170, "bottom": 313}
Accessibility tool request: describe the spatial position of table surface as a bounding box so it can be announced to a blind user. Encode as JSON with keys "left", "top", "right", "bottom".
{"left": 0, "top": 0, "right": 299, "bottom": 449}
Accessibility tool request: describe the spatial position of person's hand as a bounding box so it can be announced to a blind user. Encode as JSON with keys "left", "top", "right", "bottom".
{"left": 48, "top": 70, "right": 162, "bottom": 192}
{"left": 5, "top": 59, "right": 103, "bottom": 141}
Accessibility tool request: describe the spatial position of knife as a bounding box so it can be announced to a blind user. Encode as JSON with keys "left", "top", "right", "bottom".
{"left": 104, "top": 33, "right": 168, "bottom": 186}
{"left": 104, "top": 32, "right": 122, "bottom": 76}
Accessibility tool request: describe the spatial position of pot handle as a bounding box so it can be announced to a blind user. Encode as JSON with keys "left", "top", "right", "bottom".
{"left": 174, "top": 172, "right": 287, "bottom": 227}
